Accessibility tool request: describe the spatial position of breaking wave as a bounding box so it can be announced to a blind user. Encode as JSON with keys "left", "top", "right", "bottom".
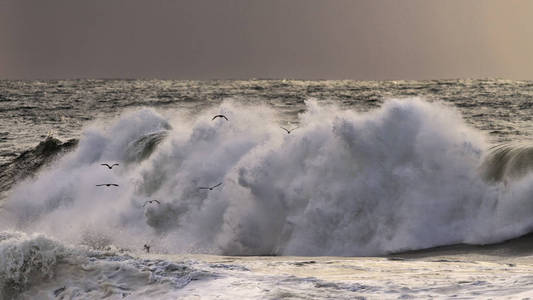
{"left": 0, "top": 231, "right": 206, "bottom": 299}
{"left": 3, "top": 99, "right": 533, "bottom": 256}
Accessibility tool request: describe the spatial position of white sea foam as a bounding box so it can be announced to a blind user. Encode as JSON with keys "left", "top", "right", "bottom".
{"left": 2, "top": 99, "right": 533, "bottom": 256}
{"left": 0, "top": 232, "right": 66, "bottom": 297}
{"left": 0, "top": 231, "right": 215, "bottom": 299}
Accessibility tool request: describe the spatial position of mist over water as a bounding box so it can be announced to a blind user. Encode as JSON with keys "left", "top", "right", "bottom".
{"left": 3, "top": 98, "right": 533, "bottom": 257}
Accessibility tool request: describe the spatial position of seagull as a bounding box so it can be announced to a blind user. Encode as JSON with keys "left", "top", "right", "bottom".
{"left": 101, "top": 163, "right": 119, "bottom": 169}
{"left": 96, "top": 183, "right": 119, "bottom": 187}
{"left": 281, "top": 126, "right": 299, "bottom": 134}
{"left": 212, "top": 115, "right": 229, "bottom": 121}
{"left": 143, "top": 200, "right": 161, "bottom": 207}
{"left": 198, "top": 182, "right": 223, "bottom": 191}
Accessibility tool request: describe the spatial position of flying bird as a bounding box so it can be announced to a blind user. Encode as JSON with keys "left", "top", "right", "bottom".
{"left": 143, "top": 200, "right": 161, "bottom": 207}
{"left": 281, "top": 126, "right": 299, "bottom": 134}
{"left": 198, "top": 182, "right": 223, "bottom": 191}
{"left": 212, "top": 115, "right": 229, "bottom": 121}
{"left": 96, "top": 183, "right": 119, "bottom": 187}
{"left": 101, "top": 163, "right": 119, "bottom": 169}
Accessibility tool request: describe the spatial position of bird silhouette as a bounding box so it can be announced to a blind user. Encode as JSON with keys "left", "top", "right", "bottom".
{"left": 143, "top": 200, "right": 161, "bottom": 207}
{"left": 96, "top": 183, "right": 119, "bottom": 187}
{"left": 143, "top": 244, "right": 151, "bottom": 253}
{"left": 101, "top": 163, "right": 119, "bottom": 169}
{"left": 281, "top": 126, "right": 299, "bottom": 134}
{"left": 198, "top": 182, "right": 223, "bottom": 191}
{"left": 212, "top": 115, "right": 229, "bottom": 121}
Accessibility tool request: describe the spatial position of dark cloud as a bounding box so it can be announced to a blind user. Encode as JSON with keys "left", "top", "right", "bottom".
{"left": 1, "top": 0, "right": 532, "bottom": 79}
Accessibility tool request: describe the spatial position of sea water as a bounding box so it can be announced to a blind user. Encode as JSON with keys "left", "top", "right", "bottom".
{"left": 2, "top": 79, "right": 533, "bottom": 299}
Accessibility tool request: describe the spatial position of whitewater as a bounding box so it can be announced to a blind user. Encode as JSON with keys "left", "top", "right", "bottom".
{"left": 3, "top": 79, "right": 533, "bottom": 298}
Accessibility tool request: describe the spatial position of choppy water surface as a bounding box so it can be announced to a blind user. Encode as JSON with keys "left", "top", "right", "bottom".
{"left": 2, "top": 79, "right": 533, "bottom": 299}
{"left": 2, "top": 79, "right": 533, "bottom": 163}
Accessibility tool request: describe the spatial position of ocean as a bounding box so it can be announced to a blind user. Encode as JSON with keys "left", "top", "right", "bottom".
{"left": 2, "top": 79, "right": 533, "bottom": 298}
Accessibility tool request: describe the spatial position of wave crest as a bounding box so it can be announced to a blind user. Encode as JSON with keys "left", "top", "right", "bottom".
{"left": 0, "top": 232, "right": 67, "bottom": 298}
{"left": 480, "top": 143, "right": 533, "bottom": 184}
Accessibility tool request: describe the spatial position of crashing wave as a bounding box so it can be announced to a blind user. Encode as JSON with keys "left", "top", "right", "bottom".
{"left": 0, "top": 231, "right": 208, "bottom": 299}
{"left": 3, "top": 99, "right": 533, "bottom": 256}
{"left": 0, "top": 232, "right": 68, "bottom": 298}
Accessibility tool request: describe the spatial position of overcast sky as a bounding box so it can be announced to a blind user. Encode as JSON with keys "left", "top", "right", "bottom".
{"left": 1, "top": 0, "right": 533, "bottom": 80}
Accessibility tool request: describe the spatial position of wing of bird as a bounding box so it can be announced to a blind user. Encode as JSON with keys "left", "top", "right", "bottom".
{"left": 96, "top": 184, "right": 104, "bottom": 186}
{"left": 280, "top": 127, "right": 290, "bottom": 133}
{"left": 211, "top": 182, "right": 223, "bottom": 189}
{"left": 112, "top": 163, "right": 119, "bottom": 167}
{"left": 111, "top": 184, "right": 119, "bottom": 186}
{"left": 153, "top": 200, "right": 160, "bottom": 204}
{"left": 212, "top": 115, "right": 228, "bottom": 120}
{"left": 100, "top": 163, "right": 111, "bottom": 168}
{"left": 198, "top": 187, "right": 210, "bottom": 190}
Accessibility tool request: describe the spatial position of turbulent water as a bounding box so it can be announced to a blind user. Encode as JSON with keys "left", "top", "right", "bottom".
{"left": 2, "top": 79, "right": 533, "bottom": 298}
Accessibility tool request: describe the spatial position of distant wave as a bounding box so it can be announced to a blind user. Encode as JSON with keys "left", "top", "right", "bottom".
{"left": 3, "top": 99, "right": 533, "bottom": 256}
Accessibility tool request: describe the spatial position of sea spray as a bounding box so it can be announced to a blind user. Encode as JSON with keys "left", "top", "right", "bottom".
{"left": 3, "top": 99, "right": 533, "bottom": 256}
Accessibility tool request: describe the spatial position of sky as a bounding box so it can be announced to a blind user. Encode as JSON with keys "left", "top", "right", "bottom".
{"left": 1, "top": 0, "right": 533, "bottom": 80}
